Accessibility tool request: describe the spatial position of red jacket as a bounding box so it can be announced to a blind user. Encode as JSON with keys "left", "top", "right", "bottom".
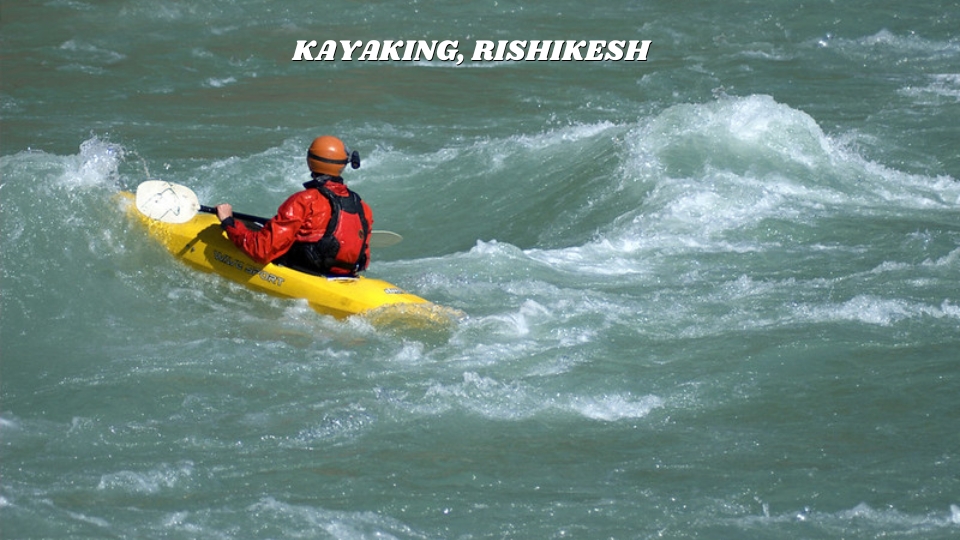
{"left": 223, "top": 181, "right": 373, "bottom": 273}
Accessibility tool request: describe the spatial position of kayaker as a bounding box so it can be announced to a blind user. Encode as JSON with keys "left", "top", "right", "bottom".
{"left": 215, "top": 135, "right": 373, "bottom": 277}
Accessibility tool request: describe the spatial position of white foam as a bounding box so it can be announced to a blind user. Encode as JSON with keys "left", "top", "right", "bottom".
{"left": 204, "top": 76, "right": 237, "bottom": 88}
{"left": 869, "top": 30, "right": 960, "bottom": 58}
{"left": 797, "top": 295, "right": 960, "bottom": 327}
{"left": 247, "top": 497, "right": 420, "bottom": 540}
{"left": 67, "top": 136, "right": 125, "bottom": 188}
{"left": 97, "top": 461, "right": 195, "bottom": 494}
{"left": 414, "top": 370, "right": 664, "bottom": 423}
{"left": 900, "top": 73, "right": 960, "bottom": 103}
{"left": 0, "top": 415, "right": 19, "bottom": 431}
{"left": 569, "top": 393, "right": 664, "bottom": 421}
{"left": 58, "top": 39, "right": 126, "bottom": 64}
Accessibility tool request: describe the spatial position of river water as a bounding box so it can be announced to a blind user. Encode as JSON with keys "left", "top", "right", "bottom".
{"left": 2, "top": 1, "right": 959, "bottom": 538}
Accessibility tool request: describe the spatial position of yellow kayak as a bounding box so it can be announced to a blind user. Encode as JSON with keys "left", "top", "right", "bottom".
{"left": 120, "top": 190, "right": 460, "bottom": 328}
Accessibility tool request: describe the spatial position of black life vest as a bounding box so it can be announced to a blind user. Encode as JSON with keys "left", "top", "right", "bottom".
{"left": 284, "top": 179, "right": 370, "bottom": 276}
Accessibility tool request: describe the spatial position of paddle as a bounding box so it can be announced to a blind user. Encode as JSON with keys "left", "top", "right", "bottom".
{"left": 197, "top": 204, "right": 266, "bottom": 226}
{"left": 134, "top": 180, "right": 403, "bottom": 248}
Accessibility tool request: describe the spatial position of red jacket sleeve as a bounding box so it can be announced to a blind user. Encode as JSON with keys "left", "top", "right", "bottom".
{"left": 223, "top": 192, "right": 321, "bottom": 264}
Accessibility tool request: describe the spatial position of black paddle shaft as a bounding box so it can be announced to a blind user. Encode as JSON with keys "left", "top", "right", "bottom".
{"left": 199, "top": 205, "right": 267, "bottom": 225}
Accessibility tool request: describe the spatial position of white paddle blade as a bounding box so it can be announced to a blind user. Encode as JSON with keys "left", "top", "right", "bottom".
{"left": 135, "top": 180, "right": 201, "bottom": 224}
{"left": 369, "top": 230, "right": 402, "bottom": 248}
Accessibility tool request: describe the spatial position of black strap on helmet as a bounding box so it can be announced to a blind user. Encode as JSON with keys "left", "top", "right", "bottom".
{"left": 307, "top": 150, "right": 348, "bottom": 166}
{"left": 307, "top": 149, "right": 360, "bottom": 169}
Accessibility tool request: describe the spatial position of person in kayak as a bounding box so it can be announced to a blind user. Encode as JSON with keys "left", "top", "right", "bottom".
{"left": 215, "top": 135, "right": 373, "bottom": 277}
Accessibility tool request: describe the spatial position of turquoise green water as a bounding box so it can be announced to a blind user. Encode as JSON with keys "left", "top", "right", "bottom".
{"left": 3, "top": 1, "right": 960, "bottom": 538}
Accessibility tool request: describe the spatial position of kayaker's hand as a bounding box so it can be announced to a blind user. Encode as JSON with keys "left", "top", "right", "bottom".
{"left": 215, "top": 204, "right": 233, "bottom": 222}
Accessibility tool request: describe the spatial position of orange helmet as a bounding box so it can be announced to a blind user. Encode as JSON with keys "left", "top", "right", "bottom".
{"left": 307, "top": 135, "right": 359, "bottom": 176}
